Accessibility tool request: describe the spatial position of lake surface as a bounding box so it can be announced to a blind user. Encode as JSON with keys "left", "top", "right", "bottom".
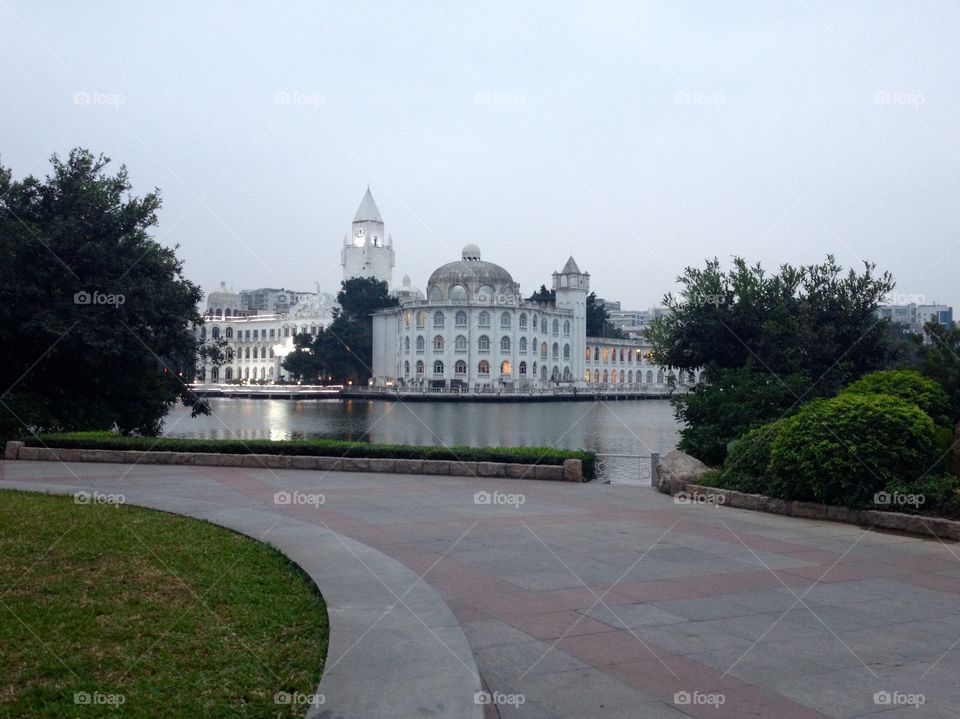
{"left": 163, "top": 398, "right": 681, "bottom": 483}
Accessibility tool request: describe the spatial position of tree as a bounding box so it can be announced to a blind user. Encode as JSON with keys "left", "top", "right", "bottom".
{"left": 919, "top": 321, "right": 960, "bottom": 423}
{"left": 0, "top": 149, "right": 208, "bottom": 437}
{"left": 527, "top": 285, "right": 555, "bottom": 304}
{"left": 648, "top": 256, "right": 896, "bottom": 464}
{"left": 586, "top": 292, "right": 626, "bottom": 338}
{"left": 282, "top": 277, "right": 398, "bottom": 384}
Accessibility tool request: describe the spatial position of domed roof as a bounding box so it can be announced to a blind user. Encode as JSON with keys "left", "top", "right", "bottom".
{"left": 426, "top": 245, "right": 516, "bottom": 302}
{"left": 207, "top": 281, "right": 240, "bottom": 308}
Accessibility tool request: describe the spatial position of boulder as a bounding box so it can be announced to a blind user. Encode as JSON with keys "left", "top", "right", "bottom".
{"left": 655, "top": 450, "right": 709, "bottom": 495}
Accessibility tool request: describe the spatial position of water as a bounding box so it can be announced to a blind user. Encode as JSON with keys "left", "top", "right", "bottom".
{"left": 163, "top": 398, "right": 681, "bottom": 483}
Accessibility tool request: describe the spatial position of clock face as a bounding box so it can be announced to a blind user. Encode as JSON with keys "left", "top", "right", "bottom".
{"left": 355, "top": 226, "right": 366, "bottom": 238}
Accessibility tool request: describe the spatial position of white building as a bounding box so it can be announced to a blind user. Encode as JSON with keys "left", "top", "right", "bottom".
{"left": 371, "top": 246, "right": 697, "bottom": 390}
{"left": 197, "top": 188, "right": 398, "bottom": 383}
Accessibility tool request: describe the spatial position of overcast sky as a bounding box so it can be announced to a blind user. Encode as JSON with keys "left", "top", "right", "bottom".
{"left": 2, "top": 1, "right": 958, "bottom": 311}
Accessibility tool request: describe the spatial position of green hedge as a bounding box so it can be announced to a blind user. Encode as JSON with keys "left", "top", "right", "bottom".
{"left": 25, "top": 432, "right": 596, "bottom": 479}
{"left": 707, "top": 418, "right": 792, "bottom": 494}
{"left": 768, "top": 393, "right": 938, "bottom": 505}
{"left": 842, "top": 369, "right": 950, "bottom": 425}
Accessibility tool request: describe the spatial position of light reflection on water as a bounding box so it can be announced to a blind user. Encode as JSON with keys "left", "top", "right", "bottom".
{"left": 163, "top": 398, "right": 681, "bottom": 483}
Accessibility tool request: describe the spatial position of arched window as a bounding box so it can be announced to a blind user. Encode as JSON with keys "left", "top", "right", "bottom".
{"left": 519, "top": 313, "right": 528, "bottom": 329}
{"left": 211, "top": 367, "right": 219, "bottom": 381}
{"left": 563, "top": 320, "right": 570, "bottom": 336}
{"left": 541, "top": 364, "right": 548, "bottom": 381}
{"left": 563, "top": 367, "right": 572, "bottom": 381}
{"left": 620, "top": 348, "right": 625, "bottom": 362}
{"left": 585, "top": 369, "right": 591, "bottom": 383}
{"left": 211, "top": 326, "right": 220, "bottom": 339}
{"left": 478, "top": 311, "right": 490, "bottom": 328}
{"left": 478, "top": 335, "right": 490, "bottom": 351}
{"left": 433, "top": 335, "right": 444, "bottom": 351}
{"left": 200, "top": 326, "right": 207, "bottom": 339}
{"left": 646, "top": 370, "right": 653, "bottom": 384}
{"left": 433, "top": 311, "right": 445, "bottom": 329}
{"left": 404, "top": 311, "right": 412, "bottom": 328}
{"left": 563, "top": 344, "right": 570, "bottom": 360}
{"left": 244, "top": 347, "right": 250, "bottom": 359}
{"left": 225, "top": 327, "right": 233, "bottom": 339}
{"left": 428, "top": 286, "right": 443, "bottom": 301}
{"left": 455, "top": 311, "right": 467, "bottom": 328}
{"left": 500, "top": 336, "right": 511, "bottom": 352}
{"left": 519, "top": 361, "right": 527, "bottom": 376}
{"left": 657, "top": 369, "right": 664, "bottom": 383}
{"left": 226, "top": 348, "right": 234, "bottom": 362}
{"left": 478, "top": 360, "right": 490, "bottom": 375}
{"left": 500, "top": 360, "right": 511, "bottom": 376}
{"left": 533, "top": 361, "right": 538, "bottom": 376}
{"left": 628, "top": 370, "right": 633, "bottom": 383}
{"left": 519, "top": 337, "right": 527, "bottom": 353}
{"left": 602, "top": 348, "right": 609, "bottom": 362}
{"left": 244, "top": 367, "right": 250, "bottom": 379}
{"left": 454, "top": 335, "right": 467, "bottom": 351}
{"left": 416, "top": 336, "right": 425, "bottom": 352}
{"left": 404, "top": 361, "right": 410, "bottom": 376}
{"left": 500, "top": 312, "right": 511, "bottom": 328}
{"left": 552, "top": 319, "right": 559, "bottom": 335}
{"left": 225, "top": 367, "right": 233, "bottom": 380}
{"left": 416, "top": 360, "right": 425, "bottom": 375}
{"left": 594, "top": 347, "right": 599, "bottom": 361}
{"left": 478, "top": 285, "right": 494, "bottom": 303}
{"left": 541, "top": 318, "right": 548, "bottom": 333}
{"left": 552, "top": 343, "right": 559, "bottom": 360}
{"left": 532, "top": 314, "right": 538, "bottom": 329}
{"left": 594, "top": 369, "right": 599, "bottom": 383}
{"left": 416, "top": 311, "right": 425, "bottom": 328}
{"left": 620, "top": 370, "right": 625, "bottom": 383}
{"left": 404, "top": 336, "right": 410, "bottom": 352}
{"left": 450, "top": 284, "right": 468, "bottom": 301}
{"left": 455, "top": 359, "right": 467, "bottom": 375}
{"left": 540, "top": 342, "right": 548, "bottom": 359}
{"left": 434, "top": 360, "right": 444, "bottom": 375}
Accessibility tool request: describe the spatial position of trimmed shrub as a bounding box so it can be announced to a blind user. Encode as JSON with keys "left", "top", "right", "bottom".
{"left": 768, "top": 393, "right": 938, "bottom": 505}
{"left": 842, "top": 369, "right": 949, "bottom": 425}
{"left": 884, "top": 474, "right": 960, "bottom": 519}
{"left": 25, "top": 432, "right": 597, "bottom": 479}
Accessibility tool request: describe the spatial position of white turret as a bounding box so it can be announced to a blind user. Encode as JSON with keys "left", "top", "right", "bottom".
{"left": 553, "top": 256, "right": 590, "bottom": 386}
{"left": 341, "top": 187, "right": 395, "bottom": 288}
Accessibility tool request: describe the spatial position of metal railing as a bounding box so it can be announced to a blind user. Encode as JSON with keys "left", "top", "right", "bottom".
{"left": 596, "top": 452, "right": 660, "bottom": 485}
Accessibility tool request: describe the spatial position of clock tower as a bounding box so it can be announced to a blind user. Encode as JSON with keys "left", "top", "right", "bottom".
{"left": 341, "top": 186, "right": 395, "bottom": 288}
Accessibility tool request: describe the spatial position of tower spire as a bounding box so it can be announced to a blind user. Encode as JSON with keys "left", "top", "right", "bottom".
{"left": 353, "top": 186, "right": 383, "bottom": 223}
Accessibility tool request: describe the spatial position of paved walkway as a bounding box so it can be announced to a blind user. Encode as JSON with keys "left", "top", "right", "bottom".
{"left": 3, "top": 460, "right": 960, "bottom": 718}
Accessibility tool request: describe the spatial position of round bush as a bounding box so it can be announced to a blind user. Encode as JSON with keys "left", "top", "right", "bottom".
{"left": 710, "top": 418, "right": 792, "bottom": 493}
{"left": 768, "top": 393, "right": 938, "bottom": 505}
{"left": 842, "top": 369, "right": 949, "bottom": 424}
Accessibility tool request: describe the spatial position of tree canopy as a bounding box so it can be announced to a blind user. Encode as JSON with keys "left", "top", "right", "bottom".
{"left": 0, "top": 149, "right": 209, "bottom": 437}
{"left": 282, "top": 277, "right": 398, "bottom": 384}
{"left": 647, "top": 255, "right": 896, "bottom": 464}
{"left": 586, "top": 292, "right": 626, "bottom": 338}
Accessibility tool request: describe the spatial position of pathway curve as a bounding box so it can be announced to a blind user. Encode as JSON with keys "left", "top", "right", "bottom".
{"left": 3, "top": 460, "right": 960, "bottom": 718}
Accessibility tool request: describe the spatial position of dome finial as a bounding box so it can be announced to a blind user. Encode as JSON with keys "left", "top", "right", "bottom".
{"left": 462, "top": 243, "right": 481, "bottom": 261}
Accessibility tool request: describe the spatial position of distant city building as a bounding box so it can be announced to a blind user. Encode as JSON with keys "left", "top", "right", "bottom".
{"left": 608, "top": 306, "right": 671, "bottom": 339}
{"left": 877, "top": 303, "right": 953, "bottom": 333}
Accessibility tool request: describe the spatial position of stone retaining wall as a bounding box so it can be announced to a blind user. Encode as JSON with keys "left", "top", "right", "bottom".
{"left": 3, "top": 441, "right": 584, "bottom": 482}
{"left": 683, "top": 483, "right": 960, "bottom": 541}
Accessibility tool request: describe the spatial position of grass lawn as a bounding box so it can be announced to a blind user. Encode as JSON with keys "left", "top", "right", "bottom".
{"left": 0, "top": 489, "right": 328, "bottom": 717}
